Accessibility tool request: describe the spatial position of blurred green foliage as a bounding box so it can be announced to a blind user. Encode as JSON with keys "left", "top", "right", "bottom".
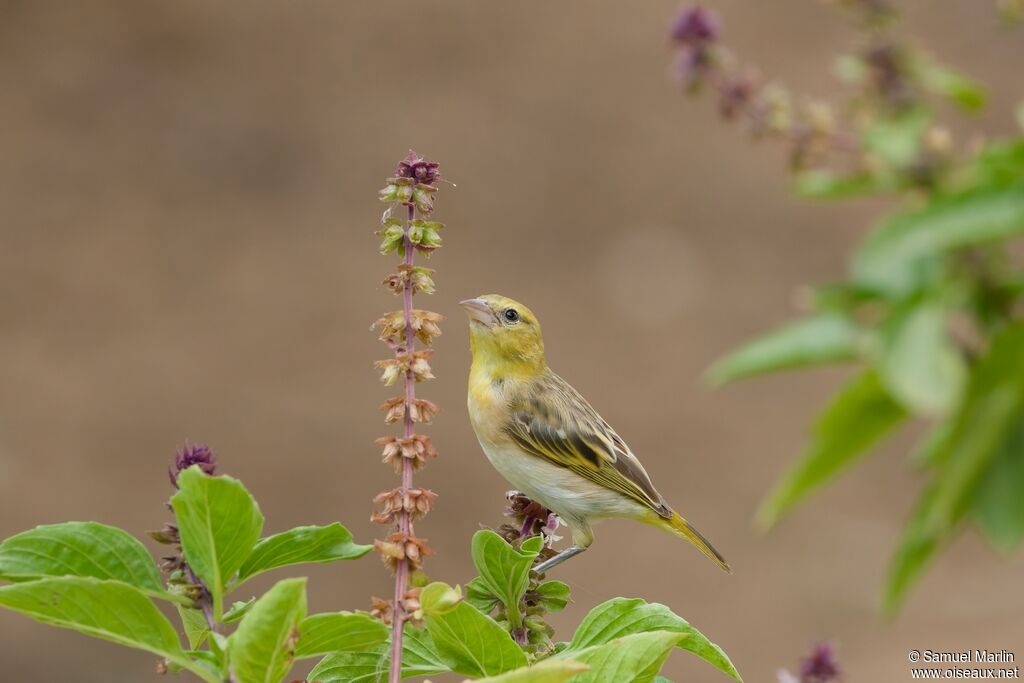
{"left": 712, "top": 95, "right": 1024, "bottom": 614}
{"left": 697, "top": 3, "right": 1024, "bottom": 614}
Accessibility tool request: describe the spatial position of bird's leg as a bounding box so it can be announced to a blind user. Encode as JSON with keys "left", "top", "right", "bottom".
{"left": 533, "top": 545, "right": 586, "bottom": 573}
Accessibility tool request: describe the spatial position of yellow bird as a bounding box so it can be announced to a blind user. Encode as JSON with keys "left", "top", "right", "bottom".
{"left": 461, "top": 294, "right": 731, "bottom": 574}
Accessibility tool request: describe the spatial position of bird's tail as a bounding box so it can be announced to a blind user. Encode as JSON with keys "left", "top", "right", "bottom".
{"left": 659, "top": 511, "right": 731, "bottom": 574}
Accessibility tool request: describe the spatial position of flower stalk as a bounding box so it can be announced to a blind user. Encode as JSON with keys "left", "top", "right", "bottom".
{"left": 371, "top": 151, "right": 446, "bottom": 683}
{"left": 669, "top": 2, "right": 968, "bottom": 182}
{"left": 152, "top": 443, "right": 219, "bottom": 632}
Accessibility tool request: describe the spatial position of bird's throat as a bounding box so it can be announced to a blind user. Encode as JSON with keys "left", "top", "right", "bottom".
{"left": 468, "top": 348, "right": 546, "bottom": 384}
{"left": 467, "top": 328, "right": 546, "bottom": 381}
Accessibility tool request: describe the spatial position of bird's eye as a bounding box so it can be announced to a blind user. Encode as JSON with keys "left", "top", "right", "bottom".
{"left": 503, "top": 308, "right": 520, "bottom": 323}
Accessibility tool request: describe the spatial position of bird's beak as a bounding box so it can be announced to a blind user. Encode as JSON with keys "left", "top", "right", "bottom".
{"left": 459, "top": 298, "right": 495, "bottom": 327}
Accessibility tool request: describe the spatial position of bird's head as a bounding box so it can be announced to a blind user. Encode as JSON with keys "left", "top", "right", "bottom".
{"left": 460, "top": 294, "right": 546, "bottom": 375}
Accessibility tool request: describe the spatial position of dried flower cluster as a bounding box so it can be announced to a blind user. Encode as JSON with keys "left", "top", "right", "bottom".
{"left": 670, "top": 2, "right": 964, "bottom": 178}
{"left": 370, "top": 151, "right": 446, "bottom": 683}
{"left": 778, "top": 642, "right": 842, "bottom": 683}
{"left": 152, "top": 442, "right": 218, "bottom": 628}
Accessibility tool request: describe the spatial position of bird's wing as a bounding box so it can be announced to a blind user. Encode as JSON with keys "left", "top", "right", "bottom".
{"left": 504, "top": 372, "right": 672, "bottom": 519}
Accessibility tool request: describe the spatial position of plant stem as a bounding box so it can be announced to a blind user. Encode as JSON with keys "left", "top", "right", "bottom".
{"left": 173, "top": 656, "right": 224, "bottom": 683}
{"left": 176, "top": 566, "right": 223, "bottom": 683}
{"left": 389, "top": 200, "right": 417, "bottom": 683}
{"left": 184, "top": 564, "right": 218, "bottom": 634}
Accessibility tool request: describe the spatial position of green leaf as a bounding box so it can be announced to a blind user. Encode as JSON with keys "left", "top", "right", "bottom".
{"left": 559, "top": 631, "right": 686, "bottom": 683}
{"left": 973, "top": 418, "right": 1024, "bottom": 554}
{"left": 0, "top": 577, "right": 213, "bottom": 680}
{"left": 863, "top": 109, "right": 931, "bottom": 167}
{"left": 965, "top": 139, "right": 1024, "bottom": 189}
{"left": 757, "top": 371, "right": 907, "bottom": 528}
{"left": 171, "top": 467, "right": 264, "bottom": 620}
{"left": 178, "top": 605, "right": 210, "bottom": 649}
{"left": 854, "top": 187, "right": 1024, "bottom": 293}
{"left": 793, "top": 170, "right": 885, "bottom": 199}
{"left": 707, "top": 314, "right": 861, "bottom": 385}
{"left": 227, "top": 577, "right": 307, "bottom": 683}
{"left": 886, "top": 325, "right": 1024, "bottom": 613}
{"left": 424, "top": 582, "right": 527, "bottom": 677}
{"left": 306, "top": 648, "right": 388, "bottom": 683}
{"left": 470, "top": 531, "right": 541, "bottom": 628}
{"left": 237, "top": 523, "right": 370, "bottom": 583}
{"left": 567, "top": 597, "right": 741, "bottom": 682}
{"left": 909, "top": 421, "right": 954, "bottom": 468}
{"left": 878, "top": 302, "right": 966, "bottom": 416}
{"left": 403, "top": 625, "right": 450, "bottom": 678}
{"left": 533, "top": 580, "right": 571, "bottom": 613}
{"left": 916, "top": 61, "right": 986, "bottom": 112}
{"left": 473, "top": 659, "right": 590, "bottom": 683}
{"left": 884, "top": 484, "right": 947, "bottom": 616}
{"left": 0, "top": 522, "right": 164, "bottom": 595}
{"left": 466, "top": 576, "right": 500, "bottom": 613}
{"left": 922, "top": 324, "right": 1024, "bottom": 536}
{"left": 224, "top": 598, "right": 255, "bottom": 624}
{"left": 306, "top": 625, "right": 448, "bottom": 682}
{"left": 209, "top": 631, "right": 229, "bottom": 671}
{"left": 295, "top": 612, "right": 388, "bottom": 659}
{"left": 186, "top": 649, "right": 224, "bottom": 676}
{"left": 809, "top": 282, "right": 888, "bottom": 312}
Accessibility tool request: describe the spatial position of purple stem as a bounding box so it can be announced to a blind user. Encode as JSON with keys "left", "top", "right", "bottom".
{"left": 518, "top": 516, "right": 536, "bottom": 539}
{"left": 184, "top": 564, "right": 217, "bottom": 633}
{"left": 389, "top": 199, "right": 417, "bottom": 683}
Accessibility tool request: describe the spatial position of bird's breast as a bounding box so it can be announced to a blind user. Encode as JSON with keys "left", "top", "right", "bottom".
{"left": 467, "top": 366, "right": 510, "bottom": 444}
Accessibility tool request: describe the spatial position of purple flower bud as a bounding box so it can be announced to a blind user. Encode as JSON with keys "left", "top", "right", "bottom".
{"left": 169, "top": 442, "right": 216, "bottom": 488}
{"left": 670, "top": 6, "right": 718, "bottom": 46}
{"left": 512, "top": 626, "right": 529, "bottom": 647}
{"left": 669, "top": 5, "right": 721, "bottom": 89}
{"left": 395, "top": 150, "right": 441, "bottom": 187}
{"left": 799, "top": 642, "right": 841, "bottom": 683}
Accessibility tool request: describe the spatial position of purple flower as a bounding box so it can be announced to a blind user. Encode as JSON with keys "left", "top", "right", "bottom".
{"left": 395, "top": 150, "right": 441, "bottom": 186}
{"left": 778, "top": 642, "right": 841, "bottom": 683}
{"left": 540, "top": 512, "right": 560, "bottom": 537}
{"left": 169, "top": 442, "right": 216, "bottom": 488}
{"left": 670, "top": 7, "right": 720, "bottom": 88}
{"left": 505, "top": 490, "right": 550, "bottom": 536}
{"left": 799, "top": 642, "right": 841, "bottom": 683}
{"left": 670, "top": 6, "right": 718, "bottom": 46}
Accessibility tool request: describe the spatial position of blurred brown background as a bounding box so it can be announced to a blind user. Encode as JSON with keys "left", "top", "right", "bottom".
{"left": 1, "top": 1, "right": 1022, "bottom": 681}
